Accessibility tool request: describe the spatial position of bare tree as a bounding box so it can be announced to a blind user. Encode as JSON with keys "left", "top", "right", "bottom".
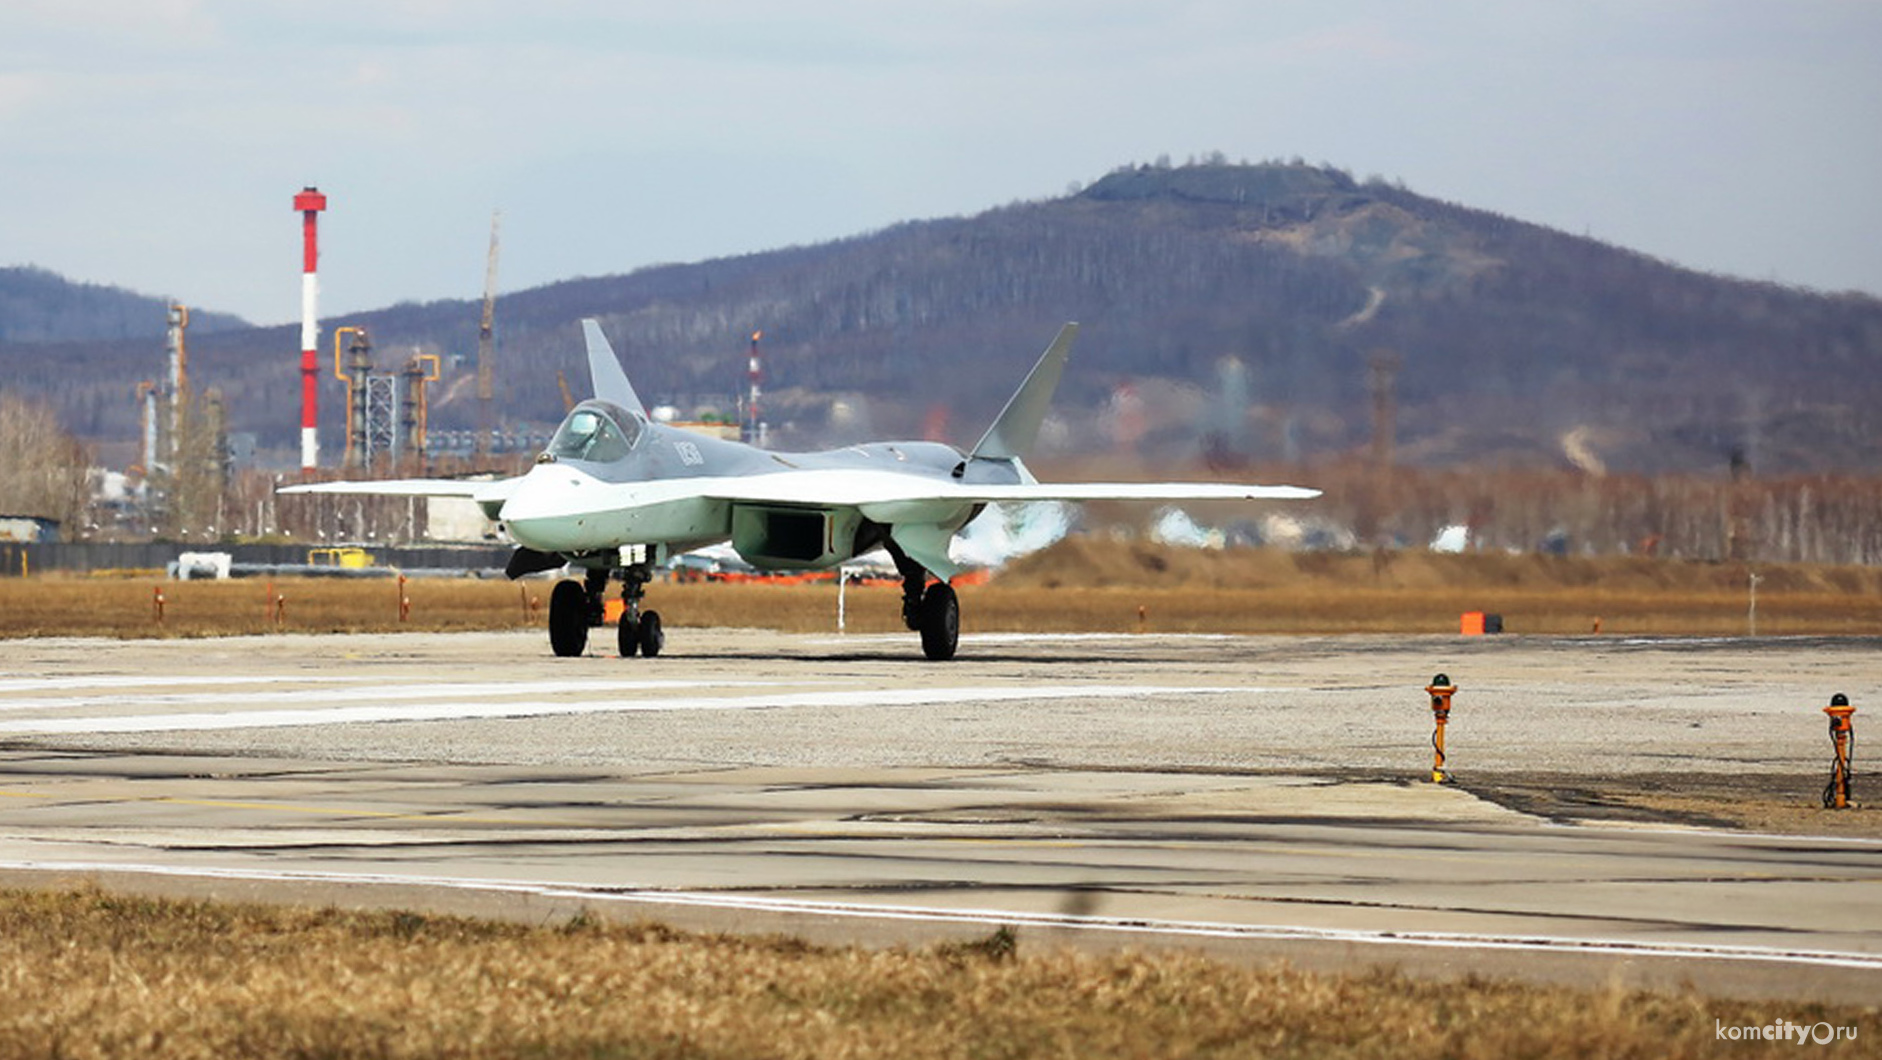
{"left": 0, "top": 393, "right": 91, "bottom": 529}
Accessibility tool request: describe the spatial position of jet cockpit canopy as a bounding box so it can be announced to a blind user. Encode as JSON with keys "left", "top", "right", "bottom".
{"left": 546, "top": 400, "right": 642, "bottom": 463}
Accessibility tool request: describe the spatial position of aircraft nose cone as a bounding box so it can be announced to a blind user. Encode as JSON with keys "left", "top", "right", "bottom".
{"left": 498, "top": 466, "right": 597, "bottom": 551}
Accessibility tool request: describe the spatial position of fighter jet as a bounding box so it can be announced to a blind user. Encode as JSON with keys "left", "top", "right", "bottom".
{"left": 282, "top": 320, "right": 1318, "bottom": 660}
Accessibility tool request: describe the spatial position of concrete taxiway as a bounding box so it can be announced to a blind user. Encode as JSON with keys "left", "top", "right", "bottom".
{"left": 0, "top": 629, "right": 1876, "bottom": 1003}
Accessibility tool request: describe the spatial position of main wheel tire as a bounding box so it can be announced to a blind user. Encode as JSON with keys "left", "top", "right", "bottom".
{"left": 638, "top": 610, "right": 665, "bottom": 658}
{"left": 618, "top": 614, "right": 641, "bottom": 658}
{"left": 548, "top": 579, "right": 589, "bottom": 657}
{"left": 918, "top": 582, "right": 959, "bottom": 661}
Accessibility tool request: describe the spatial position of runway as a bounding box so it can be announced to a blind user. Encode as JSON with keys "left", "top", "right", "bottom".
{"left": 0, "top": 629, "right": 1877, "bottom": 1003}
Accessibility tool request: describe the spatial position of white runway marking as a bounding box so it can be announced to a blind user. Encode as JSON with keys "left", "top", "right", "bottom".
{"left": 0, "top": 684, "right": 1248, "bottom": 735}
{"left": 0, "top": 675, "right": 371, "bottom": 694}
{"left": 810, "top": 632, "right": 1237, "bottom": 645}
{"left": 0, "top": 678, "right": 793, "bottom": 713}
{"left": 6, "top": 858, "right": 1878, "bottom": 973}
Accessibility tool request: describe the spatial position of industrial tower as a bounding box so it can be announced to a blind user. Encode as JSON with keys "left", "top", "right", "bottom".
{"left": 294, "top": 186, "right": 328, "bottom": 470}
{"left": 476, "top": 211, "right": 500, "bottom": 460}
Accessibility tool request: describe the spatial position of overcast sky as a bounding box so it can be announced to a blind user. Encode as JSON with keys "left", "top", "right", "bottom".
{"left": 4, "top": 1, "right": 1878, "bottom": 326}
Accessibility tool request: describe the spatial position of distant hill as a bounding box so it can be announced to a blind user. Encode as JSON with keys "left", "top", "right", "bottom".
{"left": 4, "top": 162, "right": 1880, "bottom": 474}
{"left": 0, "top": 266, "right": 248, "bottom": 344}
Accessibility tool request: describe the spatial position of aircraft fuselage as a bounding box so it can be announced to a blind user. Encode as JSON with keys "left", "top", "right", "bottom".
{"left": 497, "top": 401, "right": 1000, "bottom": 568}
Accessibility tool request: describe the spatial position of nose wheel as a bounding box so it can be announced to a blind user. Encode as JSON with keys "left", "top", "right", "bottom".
{"left": 618, "top": 608, "right": 664, "bottom": 657}
{"left": 615, "top": 563, "right": 663, "bottom": 658}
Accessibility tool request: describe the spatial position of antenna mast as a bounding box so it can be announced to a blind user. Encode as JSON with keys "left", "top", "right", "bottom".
{"left": 476, "top": 210, "right": 501, "bottom": 459}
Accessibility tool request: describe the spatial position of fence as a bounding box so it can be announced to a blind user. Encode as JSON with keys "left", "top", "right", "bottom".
{"left": 0, "top": 541, "right": 515, "bottom": 578}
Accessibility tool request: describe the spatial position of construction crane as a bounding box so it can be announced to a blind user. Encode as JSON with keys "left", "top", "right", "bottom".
{"left": 475, "top": 210, "right": 501, "bottom": 460}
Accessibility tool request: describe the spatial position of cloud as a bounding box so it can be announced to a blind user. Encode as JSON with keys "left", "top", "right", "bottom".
{"left": 1, "top": 1, "right": 1878, "bottom": 321}
{"left": 0, "top": 73, "right": 49, "bottom": 121}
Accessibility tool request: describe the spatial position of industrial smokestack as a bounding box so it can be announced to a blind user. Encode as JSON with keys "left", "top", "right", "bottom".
{"left": 293, "top": 186, "right": 328, "bottom": 470}
{"left": 745, "top": 330, "right": 765, "bottom": 448}
{"left": 166, "top": 303, "right": 189, "bottom": 449}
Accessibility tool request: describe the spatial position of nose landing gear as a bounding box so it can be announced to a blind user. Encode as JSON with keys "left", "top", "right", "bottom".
{"left": 616, "top": 563, "right": 663, "bottom": 658}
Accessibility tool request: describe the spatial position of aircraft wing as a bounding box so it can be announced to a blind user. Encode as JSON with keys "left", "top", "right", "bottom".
{"left": 948, "top": 482, "right": 1321, "bottom": 503}
{"left": 281, "top": 478, "right": 481, "bottom": 497}
{"left": 283, "top": 470, "right": 1313, "bottom": 577}
{"left": 614, "top": 470, "right": 1317, "bottom": 515}
{"left": 282, "top": 471, "right": 1313, "bottom": 522}
{"left": 278, "top": 477, "right": 520, "bottom": 516}
{"left": 655, "top": 471, "right": 1317, "bottom": 579}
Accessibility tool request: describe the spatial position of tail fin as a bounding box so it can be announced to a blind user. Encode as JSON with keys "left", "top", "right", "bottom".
{"left": 968, "top": 322, "right": 1078, "bottom": 461}
{"left": 580, "top": 318, "right": 645, "bottom": 414}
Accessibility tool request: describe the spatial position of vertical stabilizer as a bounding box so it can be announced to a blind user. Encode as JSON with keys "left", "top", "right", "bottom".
{"left": 968, "top": 323, "right": 1078, "bottom": 461}
{"left": 581, "top": 319, "right": 645, "bottom": 414}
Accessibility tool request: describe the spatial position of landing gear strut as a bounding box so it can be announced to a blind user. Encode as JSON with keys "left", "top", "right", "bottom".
{"left": 546, "top": 561, "right": 663, "bottom": 658}
{"left": 888, "top": 541, "right": 959, "bottom": 661}
{"left": 616, "top": 562, "right": 664, "bottom": 658}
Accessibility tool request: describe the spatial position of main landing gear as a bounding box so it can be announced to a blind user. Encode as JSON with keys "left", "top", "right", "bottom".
{"left": 545, "top": 545, "right": 958, "bottom": 662}
{"left": 547, "top": 562, "right": 663, "bottom": 658}
{"left": 891, "top": 544, "right": 959, "bottom": 662}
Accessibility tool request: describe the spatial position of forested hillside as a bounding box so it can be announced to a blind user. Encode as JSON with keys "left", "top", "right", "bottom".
{"left": 0, "top": 267, "right": 247, "bottom": 344}
{"left": 4, "top": 162, "right": 1880, "bottom": 474}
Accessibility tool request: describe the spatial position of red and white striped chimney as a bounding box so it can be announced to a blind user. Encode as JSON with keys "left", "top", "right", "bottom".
{"left": 293, "top": 186, "right": 328, "bottom": 470}
{"left": 746, "top": 330, "right": 764, "bottom": 447}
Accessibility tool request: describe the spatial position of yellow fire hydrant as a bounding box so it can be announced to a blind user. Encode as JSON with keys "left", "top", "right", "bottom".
{"left": 1425, "top": 673, "right": 1456, "bottom": 784}
{"left": 1824, "top": 694, "right": 1856, "bottom": 809}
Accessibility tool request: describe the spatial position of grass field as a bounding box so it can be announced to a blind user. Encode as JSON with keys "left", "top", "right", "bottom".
{"left": 0, "top": 887, "right": 1870, "bottom": 1060}
{"left": 3, "top": 542, "right": 1879, "bottom": 639}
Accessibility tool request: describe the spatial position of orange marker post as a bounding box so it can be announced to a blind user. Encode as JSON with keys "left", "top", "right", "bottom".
{"left": 1824, "top": 694, "right": 1856, "bottom": 809}
{"left": 1426, "top": 673, "right": 1457, "bottom": 783}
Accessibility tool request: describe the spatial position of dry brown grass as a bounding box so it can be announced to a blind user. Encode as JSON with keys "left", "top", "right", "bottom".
{"left": 2, "top": 542, "right": 1879, "bottom": 640}
{"left": 0, "top": 887, "right": 1870, "bottom": 1059}
{"left": 0, "top": 576, "right": 543, "bottom": 639}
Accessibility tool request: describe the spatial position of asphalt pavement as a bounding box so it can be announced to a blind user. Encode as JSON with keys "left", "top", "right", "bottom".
{"left": 0, "top": 628, "right": 1876, "bottom": 1003}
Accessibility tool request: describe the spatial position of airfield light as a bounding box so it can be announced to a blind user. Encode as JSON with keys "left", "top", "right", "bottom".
{"left": 1425, "top": 673, "right": 1457, "bottom": 783}
{"left": 1823, "top": 694, "right": 1856, "bottom": 809}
